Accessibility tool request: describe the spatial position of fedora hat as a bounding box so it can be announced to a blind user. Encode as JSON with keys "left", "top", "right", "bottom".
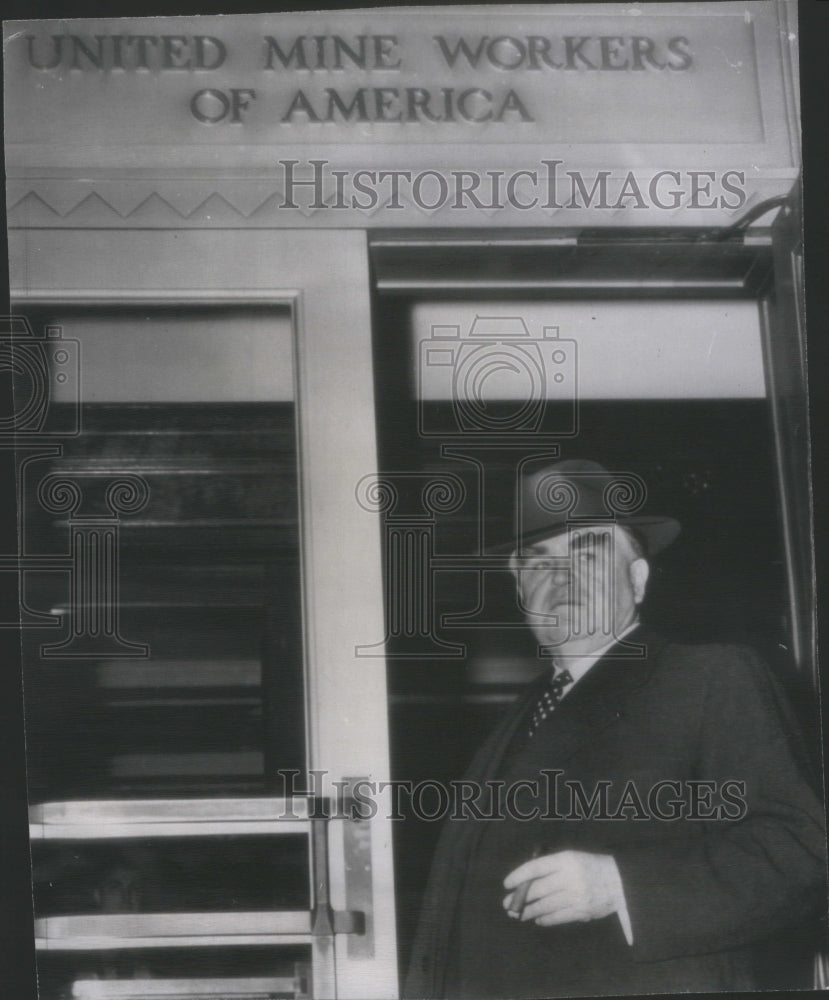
{"left": 494, "top": 458, "right": 680, "bottom": 556}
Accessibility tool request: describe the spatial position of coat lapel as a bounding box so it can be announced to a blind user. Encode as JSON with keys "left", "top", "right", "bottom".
{"left": 405, "top": 630, "right": 667, "bottom": 998}
{"left": 521, "top": 630, "right": 665, "bottom": 767}
{"left": 462, "top": 633, "right": 664, "bottom": 867}
{"left": 467, "top": 673, "right": 550, "bottom": 780}
{"left": 404, "top": 677, "right": 547, "bottom": 998}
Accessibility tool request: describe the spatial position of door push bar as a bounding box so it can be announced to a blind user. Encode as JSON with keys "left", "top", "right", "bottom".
{"left": 31, "top": 796, "right": 368, "bottom": 950}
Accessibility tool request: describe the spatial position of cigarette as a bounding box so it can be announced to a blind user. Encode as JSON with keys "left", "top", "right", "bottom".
{"left": 507, "top": 877, "right": 533, "bottom": 918}
{"left": 507, "top": 845, "right": 543, "bottom": 918}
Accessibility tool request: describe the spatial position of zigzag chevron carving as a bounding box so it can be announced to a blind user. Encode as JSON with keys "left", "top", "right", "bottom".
{"left": 11, "top": 175, "right": 752, "bottom": 228}
{"left": 7, "top": 187, "right": 308, "bottom": 224}
{"left": 5, "top": 180, "right": 565, "bottom": 227}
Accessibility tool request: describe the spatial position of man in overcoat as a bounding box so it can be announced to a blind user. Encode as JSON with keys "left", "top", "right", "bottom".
{"left": 405, "top": 459, "right": 826, "bottom": 998}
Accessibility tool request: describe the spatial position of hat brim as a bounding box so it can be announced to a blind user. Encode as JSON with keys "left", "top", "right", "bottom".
{"left": 486, "top": 516, "right": 681, "bottom": 557}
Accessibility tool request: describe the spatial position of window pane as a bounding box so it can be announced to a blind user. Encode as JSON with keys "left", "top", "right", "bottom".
{"left": 21, "top": 306, "right": 307, "bottom": 999}
{"left": 413, "top": 300, "right": 765, "bottom": 400}
{"left": 47, "top": 307, "right": 294, "bottom": 403}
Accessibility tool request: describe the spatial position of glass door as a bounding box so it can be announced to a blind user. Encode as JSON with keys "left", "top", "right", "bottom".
{"left": 11, "top": 230, "right": 397, "bottom": 999}
{"left": 367, "top": 231, "right": 821, "bottom": 991}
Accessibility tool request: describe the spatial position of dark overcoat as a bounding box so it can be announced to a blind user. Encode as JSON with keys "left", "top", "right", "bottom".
{"left": 404, "top": 635, "right": 826, "bottom": 998}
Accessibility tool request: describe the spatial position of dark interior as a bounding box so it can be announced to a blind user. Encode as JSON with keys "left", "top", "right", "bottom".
{"left": 13, "top": 234, "right": 820, "bottom": 995}
{"left": 21, "top": 398, "right": 305, "bottom": 802}
{"left": 21, "top": 397, "right": 308, "bottom": 1000}
{"left": 369, "top": 284, "right": 819, "bottom": 988}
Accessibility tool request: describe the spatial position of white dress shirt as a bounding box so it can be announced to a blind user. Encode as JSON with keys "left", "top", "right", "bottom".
{"left": 550, "top": 618, "right": 641, "bottom": 691}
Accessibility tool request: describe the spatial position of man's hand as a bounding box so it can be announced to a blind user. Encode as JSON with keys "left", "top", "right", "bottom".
{"left": 502, "top": 850, "right": 625, "bottom": 928}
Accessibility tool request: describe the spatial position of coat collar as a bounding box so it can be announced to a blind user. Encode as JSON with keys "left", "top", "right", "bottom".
{"left": 503, "top": 628, "right": 666, "bottom": 769}
{"left": 405, "top": 629, "right": 667, "bottom": 997}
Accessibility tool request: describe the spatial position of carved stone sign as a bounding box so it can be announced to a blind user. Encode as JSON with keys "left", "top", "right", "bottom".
{"left": 4, "top": 3, "right": 800, "bottom": 227}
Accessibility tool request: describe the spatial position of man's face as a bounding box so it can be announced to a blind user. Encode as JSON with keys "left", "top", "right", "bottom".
{"left": 510, "top": 525, "right": 649, "bottom": 658}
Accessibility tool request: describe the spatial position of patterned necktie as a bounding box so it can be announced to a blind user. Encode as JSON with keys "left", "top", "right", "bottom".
{"left": 528, "top": 668, "right": 574, "bottom": 737}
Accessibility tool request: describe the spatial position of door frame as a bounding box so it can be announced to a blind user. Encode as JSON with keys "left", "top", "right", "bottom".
{"left": 9, "top": 227, "right": 399, "bottom": 999}
{"left": 369, "top": 226, "right": 814, "bottom": 683}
